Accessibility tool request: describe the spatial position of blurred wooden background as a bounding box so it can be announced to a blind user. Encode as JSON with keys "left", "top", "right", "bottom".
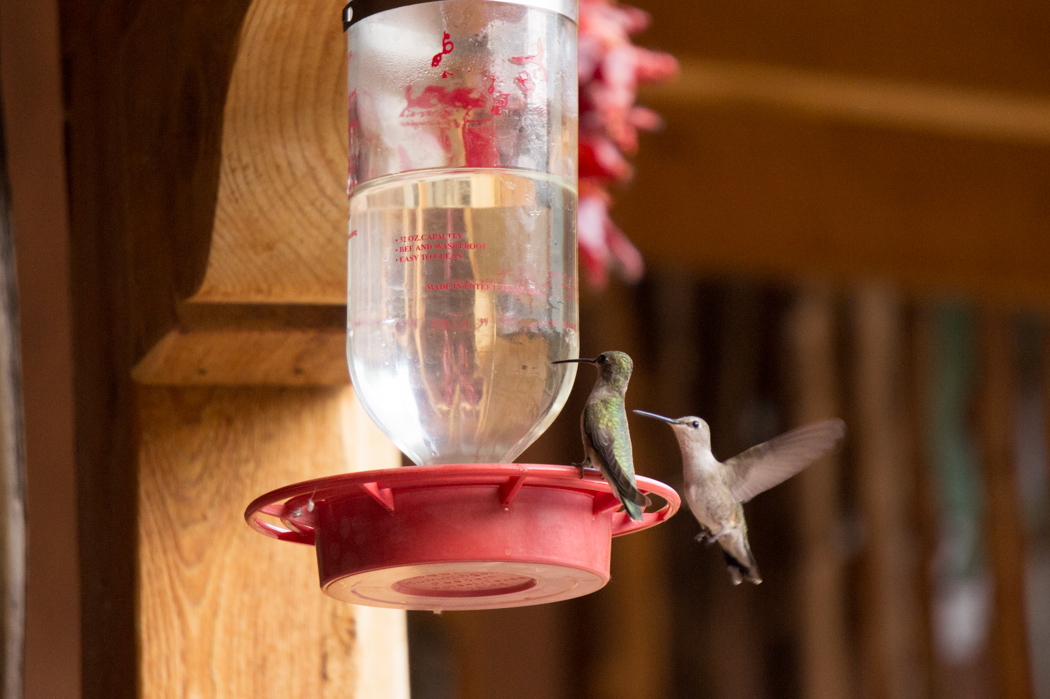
{"left": 411, "top": 281, "right": 1050, "bottom": 699}
{"left": 407, "top": 0, "right": 1050, "bottom": 697}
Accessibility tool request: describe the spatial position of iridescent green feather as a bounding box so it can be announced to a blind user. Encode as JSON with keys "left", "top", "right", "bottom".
{"left": 584, "top": 396, "right": 647, "bottom": 519}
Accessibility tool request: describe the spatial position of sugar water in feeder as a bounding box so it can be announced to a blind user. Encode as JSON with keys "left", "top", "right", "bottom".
{"left": 346, "top": 0, "right": 580, "bottom": 464}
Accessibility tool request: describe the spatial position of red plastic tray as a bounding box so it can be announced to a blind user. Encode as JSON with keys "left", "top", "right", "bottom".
{"left": 245, "top": 463, "right": 679, "bottom": 610}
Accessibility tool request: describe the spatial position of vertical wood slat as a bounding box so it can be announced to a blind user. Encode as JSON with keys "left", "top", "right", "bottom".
{"left": 443, "top": 606, "right": 568, "bottom": 699}
{"left": 580, "top": 281, "right": 673, "bottom": 699}
{"left": 853, "top": 285, "right": 923, "bottom": 699}
{"left": 787, "top": 288, "right": 852, "bottom": 699}
{"left": 926, "top": 307, "right": 994, "bottom": 699}
{"left": 708, "top": 283, "right": 765, "bottom": 699}
{"left": 1046, "top": 329, "right": 1050, "bottom": 555}
{"left": 976, "top": 312, "right": 1033, "bottom": 699}
{"left": 0, "top": 96, "right": 26, "bottom": 699}
{"left": 909, "top": 308, "right": 940, "bottom": 699}
{"left": 0, "top": 0, "right": 82, "bottom": 694}
{"left": 646, "top": 273, "right": 709, "bottom": 698}
{"left": 138, "top": 386, "right": 409, "bottom": 699}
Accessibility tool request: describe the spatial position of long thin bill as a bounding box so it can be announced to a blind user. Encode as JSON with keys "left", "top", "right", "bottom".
{"left": 551, "top": 358, "right": 596, "bottom": 365}
{"left": 633, "top": 410, "right": 678, "bottom": 424}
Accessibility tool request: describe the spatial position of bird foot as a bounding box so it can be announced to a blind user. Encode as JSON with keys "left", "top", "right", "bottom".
{"left": 570, "top": 460, "right": 586, "bottom": 479}
{"left": 694, "top": 530, "right": 724, "bottom": 545}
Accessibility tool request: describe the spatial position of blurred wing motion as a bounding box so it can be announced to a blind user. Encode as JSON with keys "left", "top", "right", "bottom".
{"left": 725, "top": 419, "right": 846, "bottom": 503}
{"left": 584, "top": 399, "right": 649, "bottom": 512}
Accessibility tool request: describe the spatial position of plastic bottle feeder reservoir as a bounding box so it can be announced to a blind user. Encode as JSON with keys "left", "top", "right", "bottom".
{"left": 244, "top": 0, "right": 679, "bottom": 611}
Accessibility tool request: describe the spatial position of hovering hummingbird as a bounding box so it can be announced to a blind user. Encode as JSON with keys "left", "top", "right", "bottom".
{"left": 553, "top": 351, "right": 649, "bottom": 521}
{"left": 634, "top": 411, "right": 845, "bottom": 584}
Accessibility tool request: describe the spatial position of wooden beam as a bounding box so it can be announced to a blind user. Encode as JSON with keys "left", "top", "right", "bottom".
{"left": 616, "top": 102, "right": 1050, "bottom": 307}
{"left": 134, "top": 303, "right": 347, "bottom": 386}
{"left": 630, "top": 0, "right": 1050, "bottom": 96}
{"left": 644, "top": 59, "right": 1050, "bottom": 145}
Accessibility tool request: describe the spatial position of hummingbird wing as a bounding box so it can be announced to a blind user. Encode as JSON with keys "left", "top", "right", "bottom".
{"left": 584, "top": 397, "right": 649, "bottom": 508}
{"left": 724, "top": 419, "right": 845, "bottom": 503}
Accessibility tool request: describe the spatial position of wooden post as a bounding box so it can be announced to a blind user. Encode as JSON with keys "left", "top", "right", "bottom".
{"left": 59, "top": 0, "right": 409, "bottom": 695}
{"left": 137, "top": 386, "right": 407, "bottom": 698}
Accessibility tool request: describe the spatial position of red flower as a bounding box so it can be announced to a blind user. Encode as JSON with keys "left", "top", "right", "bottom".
{"left": 578, "top": 0, "right": 678, "bottom": 288}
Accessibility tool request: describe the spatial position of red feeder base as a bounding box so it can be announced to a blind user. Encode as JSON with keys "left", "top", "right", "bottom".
{"left": 245, "top": 463, "right": 679, "bottom": 611}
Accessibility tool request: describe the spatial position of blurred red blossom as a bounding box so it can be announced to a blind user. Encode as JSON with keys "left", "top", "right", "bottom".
{"left": 578, "top": 0, "right": 678, "bottom": 288}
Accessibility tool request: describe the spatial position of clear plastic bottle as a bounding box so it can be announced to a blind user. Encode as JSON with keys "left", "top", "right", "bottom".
{"left": 346, "top": 0, "right": 579, "bottom": 465}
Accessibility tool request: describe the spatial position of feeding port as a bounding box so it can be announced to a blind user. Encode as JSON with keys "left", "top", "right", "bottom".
{"left": 245, "top": 0, "right": 679, "bottom": 611}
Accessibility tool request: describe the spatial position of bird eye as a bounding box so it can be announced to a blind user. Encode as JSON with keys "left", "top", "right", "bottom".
{"left": 597, "top": 354, "right": 606, "bottom": 363}
{"left": 692, "top": 421, "right": 700, "bottom": 428}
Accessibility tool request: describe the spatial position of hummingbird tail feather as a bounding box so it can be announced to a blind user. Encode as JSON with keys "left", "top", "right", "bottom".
{"left": 608, "top": 470, "right": 648, "bottom": 508}
{"left": 719, "top": 531, "right": 762, "bottom": 585}
{"left": 622, "top": 497, "right": 644, "bottom": 522}
{"left": 598, "top": 458, "right": 648, "bottom": 510}
{"left": 721, "top": 550, "right": 761, "bottom": 585}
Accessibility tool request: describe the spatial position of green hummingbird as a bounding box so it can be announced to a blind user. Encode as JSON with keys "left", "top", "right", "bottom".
{"left": 634, "top": 411, "right": 845, "bottom": 584}
{"left": 553, "top": 351, "right": 649, "bottom": 521}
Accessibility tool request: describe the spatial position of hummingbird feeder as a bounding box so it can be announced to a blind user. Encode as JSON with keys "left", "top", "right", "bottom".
{"left": 245, "top": 0, "right": 679, "bottom": 611}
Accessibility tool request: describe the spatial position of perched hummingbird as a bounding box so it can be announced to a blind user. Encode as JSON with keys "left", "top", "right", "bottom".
{"left": 634, "top": 411, "right": 845, "bottom": 584}
{"left": 553, "top": 351, "right": 649, "bottom": 521}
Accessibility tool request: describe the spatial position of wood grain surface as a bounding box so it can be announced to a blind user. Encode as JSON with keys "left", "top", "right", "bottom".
{"left": 134, "top": 303, "right": 349, "bottom": 386}
{"left": 138, "top": 385, "right": 407, "bottom": 699}
{"left": 196, "top": 0, "right": 348, "bottom": 304}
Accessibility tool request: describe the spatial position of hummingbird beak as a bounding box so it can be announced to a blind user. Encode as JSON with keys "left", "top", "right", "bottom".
{"left": 633, "top": 410, "right": 679, "bottom": 425}
{"left": 551, "top": 357, "right": 598, "bottom": 365}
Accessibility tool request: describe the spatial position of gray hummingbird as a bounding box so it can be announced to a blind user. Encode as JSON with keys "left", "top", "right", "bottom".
{"left": 634, "top": 411, "right": 845, "bottom": 584}
{"left": 553, "top": 351, "right": 649, "bottom": 521}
